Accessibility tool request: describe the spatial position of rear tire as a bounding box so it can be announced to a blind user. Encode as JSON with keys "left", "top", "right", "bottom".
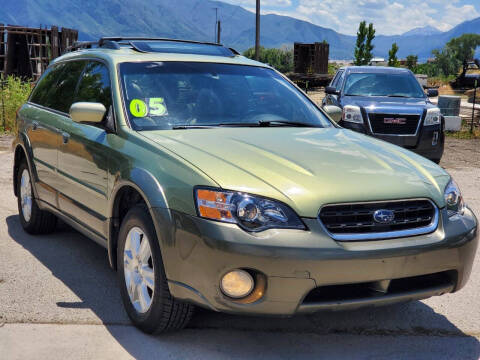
{"left": 16, "top": 160, "right": 57, "bottom": 234}
{"left": 117, "top": 204, "right": 194, "bottom": 334}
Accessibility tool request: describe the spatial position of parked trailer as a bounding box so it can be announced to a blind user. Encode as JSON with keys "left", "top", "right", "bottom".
{"left": 288, "top": 42, "right": 332, "bottom": 88}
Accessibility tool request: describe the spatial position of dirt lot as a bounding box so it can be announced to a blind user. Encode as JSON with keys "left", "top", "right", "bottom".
{"left": 441, "top": 137, "right": 480, "bottom": 169}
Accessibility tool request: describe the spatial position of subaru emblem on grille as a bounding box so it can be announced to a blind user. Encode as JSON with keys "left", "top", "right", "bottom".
{"left": 373, "top": 209, "right": 395, "bottom": 224}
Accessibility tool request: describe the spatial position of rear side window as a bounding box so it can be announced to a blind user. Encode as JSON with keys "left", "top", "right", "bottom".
{"left": 330, "top": 70, "right": 344, "bottom": 89}
{"left": 30, "top": 66, "right": 64, "bottom": 107}
{"left": 30, "top": 61, "right": 86, "bottom": 113}
{"left": 74, "top": 61, "right": 112, "bottom": 110}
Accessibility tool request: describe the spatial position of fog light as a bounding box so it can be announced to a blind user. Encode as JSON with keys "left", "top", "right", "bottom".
{"left": 220, "top": 269, "right": 254, "bottom": 299}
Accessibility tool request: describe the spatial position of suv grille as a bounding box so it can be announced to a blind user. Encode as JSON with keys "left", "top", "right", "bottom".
{"left": 319, "top": 199, "right": 437, "bottom": 240}
{"left": 368, "top": 113, "right": 421, "bottom": 135}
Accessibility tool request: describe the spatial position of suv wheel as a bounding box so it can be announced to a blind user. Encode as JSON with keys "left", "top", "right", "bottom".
{"left": 117, "top": 205, "right": 194, "bottom": 333}
{"left": 17, "top": 160, "right": 57, "bottom": 234}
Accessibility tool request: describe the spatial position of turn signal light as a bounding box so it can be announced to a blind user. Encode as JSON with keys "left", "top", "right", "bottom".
{"left": 196, "top": 189, "right": 235, "bottom": 222}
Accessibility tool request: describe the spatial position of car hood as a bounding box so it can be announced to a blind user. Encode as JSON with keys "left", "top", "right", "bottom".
{"left": 141, "top": 127, "right": 449, "bottom": 217}
{"left": 341, "top": 96, "right": 436, "bottom": 114}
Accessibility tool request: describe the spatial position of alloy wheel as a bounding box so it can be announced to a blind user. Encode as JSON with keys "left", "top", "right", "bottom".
{"left": 20, "top": 169, "right": 32, "bottom": 222}
{"left": 123, "top": 226, "right": 155, "bottom": 313}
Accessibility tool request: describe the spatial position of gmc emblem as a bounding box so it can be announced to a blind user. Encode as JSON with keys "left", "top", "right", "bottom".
{"left": 383, "top": 117, "right": 407, "bottom": 124}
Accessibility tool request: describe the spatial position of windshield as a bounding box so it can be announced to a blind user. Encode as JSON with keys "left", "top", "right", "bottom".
{"left": 119, "top": 62, "right": 332, "bottom": 130}
{"left": 343, "top": 72, "right": 425, "bottom": 98}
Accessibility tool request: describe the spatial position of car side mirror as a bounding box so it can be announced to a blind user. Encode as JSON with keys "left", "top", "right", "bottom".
{"left": 325, "top": 86, "right": 340, "bottom": 95}
{"left": 323, "top": 105, "right": 343, "bottom": 123}
{"left": 427, "top": 89, "right": 439, "bottom": 97}
{"left": 69, "top": 102, "right": 107, "bottom": 124}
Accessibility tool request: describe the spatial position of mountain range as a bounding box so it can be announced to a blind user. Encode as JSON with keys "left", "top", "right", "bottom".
{"left": 1, "top": 0, "right": 479, "bottom": 61}
{"left": 402, "top": 26, "right": 441, "bottom": 37}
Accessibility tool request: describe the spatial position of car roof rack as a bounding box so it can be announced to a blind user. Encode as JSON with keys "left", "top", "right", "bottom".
{"left": 67, "top": 37, "right": 241, "bottom": 57}
{"left": 98, "top": 37, "right": 224, "bottom": 47}
{"left": 67, "top": 39, "right": 121, "bottom": 52}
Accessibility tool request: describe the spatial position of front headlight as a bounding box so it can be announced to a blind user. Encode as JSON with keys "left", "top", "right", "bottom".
{"left": 444, "top": 179, "right": 465, "bottom": 217}
{"left": 342, "top": 105, "right": 364, "bottom": 124}
{"left": 424, "top": 108, "right": 441, "bottom": 126}
{"left": 195, "top": 188, "right": 305, "bottom": 232}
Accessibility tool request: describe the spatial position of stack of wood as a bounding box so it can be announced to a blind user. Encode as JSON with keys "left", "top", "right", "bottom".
{"left": 0, "top": 25, "right": 78, "bottom": 81}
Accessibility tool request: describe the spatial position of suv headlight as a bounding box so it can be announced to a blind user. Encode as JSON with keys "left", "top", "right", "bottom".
{"left": 195, "top": 188, "right": 305, "bottom": 232}
{"left": 424, "top": 108, "right": 441, "bottom": 126}
{"left": 444, "top": 179, "right": 465, "bottom": 217}
{"left": 342, "top": 105, "right": 364, "bottom": 124}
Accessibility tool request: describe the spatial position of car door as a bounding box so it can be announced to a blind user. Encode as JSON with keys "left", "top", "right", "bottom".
{"left": 26, "top": 61, "right": 86, "bottom": 205}
{"left": 56, "top": 60, "right": 112, "bottom": 237}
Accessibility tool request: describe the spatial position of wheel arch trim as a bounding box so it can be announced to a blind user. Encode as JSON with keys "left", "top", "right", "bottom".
{"left": 13, "top": 136, "right": 38, "bottom": 198}
{"left": 107, "top": 168, "right": 171, "bottom": 269}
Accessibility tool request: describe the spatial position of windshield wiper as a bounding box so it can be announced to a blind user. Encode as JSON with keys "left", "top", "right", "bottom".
{"left": 172, "top": 120, "right": 316, "bottom": 129}
{"left": 385, "top": 94, "right": 410, "bottom": 98}
{"left": 258, "top": 120, "right": 314, "bottom": 127}
{"left": 171, "top": 125, "right": 219, "bottom": 129}
{"left": 218, "top": 120, "right": 315, "bottom": 127}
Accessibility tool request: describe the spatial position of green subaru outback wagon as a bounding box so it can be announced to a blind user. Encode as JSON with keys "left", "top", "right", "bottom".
{"left": 13, "top": 38, "right": 478, "bottom": 334}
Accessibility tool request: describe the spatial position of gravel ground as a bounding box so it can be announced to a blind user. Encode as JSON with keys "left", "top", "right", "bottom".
{"left": 0, "top": 135, "right": 479, "bottom": 359}
{"left": 440, "top": 137, "right": 480, "bottom": 169}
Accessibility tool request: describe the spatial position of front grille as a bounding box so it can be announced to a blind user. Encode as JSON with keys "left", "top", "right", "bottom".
{"left": 319, "top": 199, "right": 436, "bottom": 239}
{"left": 368, "top": 113, "right": 421, "bottom": 135}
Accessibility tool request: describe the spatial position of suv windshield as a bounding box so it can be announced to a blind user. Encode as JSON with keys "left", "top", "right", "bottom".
{"left": 343, "top": 72, "right": 425, "bottom": 98}
{"left": 119, "top": 62, "right": 332, "bottom": 130}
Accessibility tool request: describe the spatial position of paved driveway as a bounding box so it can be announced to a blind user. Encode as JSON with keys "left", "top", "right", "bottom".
{"left": 0, "top": 140, "right": 479, "bottom": 359}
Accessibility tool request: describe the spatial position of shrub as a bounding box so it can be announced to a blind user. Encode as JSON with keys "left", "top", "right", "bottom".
{"left": 243, "top": 46, "right": 294, "bottom": 73}
{"left": 0, "top": 76, "right": 32, "bottom": 132}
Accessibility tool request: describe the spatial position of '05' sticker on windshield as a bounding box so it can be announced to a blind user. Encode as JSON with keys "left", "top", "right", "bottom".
{"left": 129, "top": 98, "right": 168, "bottom": 118}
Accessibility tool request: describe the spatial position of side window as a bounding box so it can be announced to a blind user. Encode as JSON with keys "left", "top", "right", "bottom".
{"left": 29, "top": 65, "right": 66, "bottom": 107}
{"left": 47, "top": 61, "right": 87, "bottom": 113}
{"left": 336, "top": 71, "right": 346, "bottom": 91}
{"left": 330, "top": 71, "right": 341, "bottom": 88}
{"left": 75, "top": 61, "right": 112, "bottom": 110}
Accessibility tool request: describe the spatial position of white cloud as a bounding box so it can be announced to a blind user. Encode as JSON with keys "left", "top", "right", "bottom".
{"left": 437, "top": 4, "right": 479, "bottom": 31}
{"left": 224, "top": 0, "right": 480, "bottom": 35}
{"left": 295, "top": 0, "right": 444, "bottom": 35}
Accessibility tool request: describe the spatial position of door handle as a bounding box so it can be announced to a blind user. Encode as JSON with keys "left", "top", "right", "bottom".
{"left": 32, "top": 121, "right": 39, "bottom": 130}
{"left": 62, "top": 132, "right": 70, "bottom": 144}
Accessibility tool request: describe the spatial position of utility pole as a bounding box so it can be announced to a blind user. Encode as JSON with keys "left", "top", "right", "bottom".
{"left": 255, "top": 0, "right": 260, "bottom": 60}
{"left": 213, "top": 7, "right": 218, "bottom": 43}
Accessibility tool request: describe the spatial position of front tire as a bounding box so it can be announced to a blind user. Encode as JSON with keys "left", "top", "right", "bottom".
{"left": 117, "top": 205, "right": 194, "bottom": 334}
{"left": 16, "top": 160, "right": 57, "bottom": 234}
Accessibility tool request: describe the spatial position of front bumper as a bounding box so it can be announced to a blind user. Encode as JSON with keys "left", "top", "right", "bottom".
{"left": 340, "top": 120, "right": 444, "bottom": 161}
{"left": 154, "top": 207, "right": 477, "bottom": 316}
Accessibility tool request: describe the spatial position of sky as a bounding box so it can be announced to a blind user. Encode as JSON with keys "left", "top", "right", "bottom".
{"left": 221, "top": 0, "right": 480, "bottom": 35}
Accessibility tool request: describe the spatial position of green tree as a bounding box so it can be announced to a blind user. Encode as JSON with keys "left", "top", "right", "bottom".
{"left": 432, "top": 47, "right": 459, "bottom": 77}
{"left": 354, "top": 21, "right": 376, "bottom": 65}
{"left": 364, "top": 23, "right": 376, "bottom": 65}
{"left": 446, "top": 34, "right": 480, "bottom": 78}
{"left": 405, "top": 55, "right": 418, "bottom": 70}
{"left": 243, "top": 46, "right": 294, "bottom": 73}
{"left": 413, "top": 62, "right": 439, "bottom": 77}
{"left": 388, "top": 43, "right": 399, "bottom": 67}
